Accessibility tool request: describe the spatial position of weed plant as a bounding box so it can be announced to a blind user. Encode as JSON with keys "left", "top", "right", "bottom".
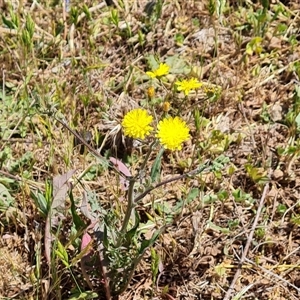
{"left": 1, "top": 0, "right": 300, "bottom": 299}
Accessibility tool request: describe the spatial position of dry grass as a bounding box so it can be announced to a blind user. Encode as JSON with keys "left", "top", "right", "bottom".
{"left": 1, "top": 0, "right": 300, "bottom": 299}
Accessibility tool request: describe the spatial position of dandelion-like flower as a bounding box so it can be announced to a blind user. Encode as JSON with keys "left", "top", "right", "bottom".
{"left": 175, "top": 78, "right": 202, "bottom": 95}
{"left": 146, "top": 63, "right": 170, "bottom": 78}
{"left": 156, "top": 117, "right": 190, "bottom": 151}
{"left": 122, "top": 109, "right": 153, "bottom": 139}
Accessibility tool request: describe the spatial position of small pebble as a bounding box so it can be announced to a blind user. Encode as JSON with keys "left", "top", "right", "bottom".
{"left": 272, "top": 169, "right": 283, "bottom": 180}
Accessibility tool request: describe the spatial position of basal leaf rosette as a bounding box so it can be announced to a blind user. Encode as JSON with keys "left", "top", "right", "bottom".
{"left": 156, "top": 116, "right": 190, "bottom": 151}
{"left": 122, "top": 109, "right": 153, "bottom": 139}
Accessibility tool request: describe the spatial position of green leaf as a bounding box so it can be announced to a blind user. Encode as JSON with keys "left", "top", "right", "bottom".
{"left": 246, "top": 37, "right": 263, "bottom": 56}
{"left": 144, "top": 0, "right": 156, "bottom": 16}
{"left": 295, "top": 113, "right": 300, "bottom": 131}
{"left": 82, "top": 4, "right": 92, "bottom": 20}
{"left": 69, "top": 190, "right": 85, "bottom": 231}
{"left": 0, "top": 183, "right": 14, "bottom": 211}
{"left": 103, "top": 223, "right": 109, "bottom": 249}
{"left": 214, "top": 263, "right": 227, "bottom": 277}
{"left": 55, "top": 240, "right": 69, "bottom": 267}
{"left": 32, "top": 191, "right": 48, "bottom": 217}
{"left": 146, "top": 55, "right": 159, "bottom": 71}
{"left": 165, "top": 54, "right": 191, "bottom": 74}
{"left": 125, "top": 210, "right": 140, "bottom": 242}
{"left": 186, "top": 188, "right": 199, "bottom": 204}
{"left": 151, "top": 247, "right": 160, "bottom": 282}
{"left": 140, "top": 227, "right": 164, "bottom": 254}
{"left": 8, "top": 151, "right": 34, "bottom": 174}
{"left": 2, "top": 15, "right": 18, "bottom": 29}
{"left": 0, "top": 177, "right": 15, "bottom": 185}
{"left": 207, "top": 221, "right": 230, "bottom": 234}
{"left": 150, "top": 148, "right": 164, "bottom": 182}
{"left": 70, "top": 6, "right": 79, "bottom": 24}
{"left": 25, "top": 14, "right": 35, "bottom": 39}
{"left": 67, "top": 291, "right": 98, "bottom": 300}
{"left": 260, "top": 0, "right": 269, "bottom": 10}
{"left": 71, "top": 241, "right": 93, "bottom": 266}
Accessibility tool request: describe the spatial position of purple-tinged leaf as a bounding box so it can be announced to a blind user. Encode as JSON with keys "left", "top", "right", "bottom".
{"left": 109, "top": 157, "right": 131, "bottom": 191}
{"left": 81, "top": 232, "right": 92, "bottom": 252}
{"left": 80, "top": 191, "right": 95, "bottom": 222}
{"left": 45, "top": 170, "right": 75, "bottom": 264}
{"left": 52, "top": 169, "right": 76, "bottom": 209}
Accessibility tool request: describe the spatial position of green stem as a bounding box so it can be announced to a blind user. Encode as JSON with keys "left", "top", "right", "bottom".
{"left": 176, "top": 95, "right": 188, "bottom": 116}
{"left": 139, "top": 140, "right": 157, "bottom": 177}
{"left": 117, "top": 141, "right": 156, "bottom": 246}
{"left": 134, "top": 161, "right": 210, "bottom": 203}
{"left": 118, "top": 177, "right": 136, "bottom": 243}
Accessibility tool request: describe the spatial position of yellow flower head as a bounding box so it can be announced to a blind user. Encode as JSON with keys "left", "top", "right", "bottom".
{"left": 162, "top": 101, "right": 171, "bottom": 112}
{"left": 175, "top": 78, "right": 202, "bottom": 95}
{"left": 147, "top": 86, "right": 155, "bottom": 98}
{"left": 146, "top": 63, "right": 170, "bottom": 78}
{"left": 122, "top": 109, "right": 153, "bottom": 139}
{"left": 156, "top": 117, "right": 190, "bottom": 151}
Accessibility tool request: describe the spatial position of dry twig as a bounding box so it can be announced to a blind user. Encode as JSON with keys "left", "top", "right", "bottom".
{"left": 223, "top": 182, "right": 270, "bottom": 300}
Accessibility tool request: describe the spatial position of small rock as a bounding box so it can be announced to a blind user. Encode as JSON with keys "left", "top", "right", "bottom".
{"left": 272, "top": 169, "right": 284, "bottom": 180}
{"left": 269, "top": 103, "right": 282, "bottom": 122}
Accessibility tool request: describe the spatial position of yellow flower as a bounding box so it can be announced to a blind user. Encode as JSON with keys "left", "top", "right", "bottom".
{"left": 146, "top": 63, "right": 170, "bottom": 78}
{"left": 162, "top": 101, "right": 170, "bottom": 112}
{"left": 175, "top": 78, "right": 202, "bottom": 95}
{"left": 122, "top": 109, "right": 153, "bottom": 139}
{"left": 156, "top": 117, "right": 190, "bottom": 151}
{"left": 147, "top": 86, "right": 155, "bottom": 98}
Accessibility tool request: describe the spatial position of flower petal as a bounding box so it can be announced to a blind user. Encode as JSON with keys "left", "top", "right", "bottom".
{"left": 156, "top": 117, "right": 190, "bottom": 151}
{"left": 122, "top": 109, "right": 153, "bottom": 139}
